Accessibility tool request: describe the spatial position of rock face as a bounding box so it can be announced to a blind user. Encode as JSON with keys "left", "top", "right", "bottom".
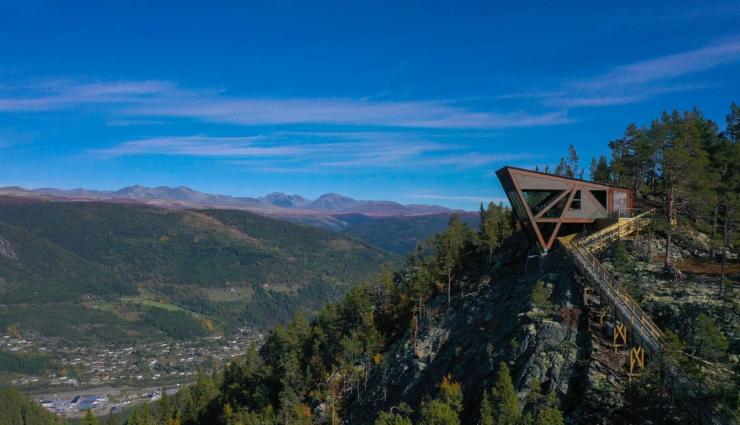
{"left": 342, "top": 226, "right": 734, "bottom": 424}
{"left": 344, "top": 246, "right": 595, "bottom": 424}
{"left": 0, "top": 237, "right": 17, "bottom": 261}
{"left": 601, "top": 233, "right": 738, "bottom": 336}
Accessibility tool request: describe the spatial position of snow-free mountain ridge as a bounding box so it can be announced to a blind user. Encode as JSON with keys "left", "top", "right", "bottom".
{"left": 0, "top": 185, "right": 453, "bottom": 216}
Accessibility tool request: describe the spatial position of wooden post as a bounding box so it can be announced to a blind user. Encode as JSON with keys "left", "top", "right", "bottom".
{"left": 628, "top": 345, "right": 645, "bottom": 380}
{"left": 614, "top": 322, "right": 627, "bottom": 352}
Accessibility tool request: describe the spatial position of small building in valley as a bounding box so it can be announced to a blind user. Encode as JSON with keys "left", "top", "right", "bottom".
{"left": 495, "top": 166, "right": 634, "bottom": 251}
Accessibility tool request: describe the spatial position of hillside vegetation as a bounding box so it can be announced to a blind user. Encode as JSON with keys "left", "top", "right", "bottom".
{"left": 0, "top": 198, "right": 395, "bottom": 343}
{"left": 340, "top": 213, "right": 480, "bottom": 255}
{"left": 112, "top": 104, "right": 738, "bottom": 425}
{"left": 0, "top": 387, "right": 64, "bottom": 425}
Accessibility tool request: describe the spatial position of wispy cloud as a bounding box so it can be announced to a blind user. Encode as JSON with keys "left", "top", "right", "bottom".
{"left": 0, "top": 80, "right": 175, "bottom": 111}
{"left": 0, "top": 79, "right": 569, "bottom": 130}
{"left": 125, "top": 97, "right": 570, "bottom": 129}
{"left": 571, "top": 37, "right": 740, "bottom": 91}
{"left": 92, "top": 131, "right": 525, "bottom": 173}
{"left": 498, "top": 36, "right": 740, "bottom": 108}
{"left": 93, "top": 133, "right": 445, "bottom": 167}
{"left": 96, "top": 135, "right": 294, "bottom": 157}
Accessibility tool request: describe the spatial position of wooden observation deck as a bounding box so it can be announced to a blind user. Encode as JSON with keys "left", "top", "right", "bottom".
{"left": 496, "top": 166, "right": 634, "bottom": 251}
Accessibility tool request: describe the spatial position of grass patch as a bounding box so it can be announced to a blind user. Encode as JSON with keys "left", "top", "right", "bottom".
{"left": 205, "top": 286, "right": 253, "bottom": 302}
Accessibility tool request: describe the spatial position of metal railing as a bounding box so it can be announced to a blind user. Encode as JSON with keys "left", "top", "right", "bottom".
{"left": 569, "top": 209, "right": 663, "bottom": 353}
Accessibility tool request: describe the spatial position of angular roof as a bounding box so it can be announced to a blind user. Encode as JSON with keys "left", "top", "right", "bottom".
{"left": 497, "top": 166, "right": 631, "bottom": 191}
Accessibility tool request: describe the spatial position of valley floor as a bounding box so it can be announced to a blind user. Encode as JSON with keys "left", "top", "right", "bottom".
{"left": 1, "top": 329, "right": 262, "bottom": 417}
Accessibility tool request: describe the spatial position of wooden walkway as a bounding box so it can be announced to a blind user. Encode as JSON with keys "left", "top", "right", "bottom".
{"left": 561, "top": 209, "right": 663, "bottom": 353}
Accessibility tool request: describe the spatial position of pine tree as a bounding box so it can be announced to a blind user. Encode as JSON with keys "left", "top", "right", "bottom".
{"left": 419, "top": 375, "right": 463, "bottom": 425}
{"left": 535, "top": 393, "right": 564, "bottom": 425}
{"left": 713, "top": 104, "right": 740, "bottom": 298}
{"left": 608, "top": 122, "right": 658, "bottom": 195}
{"left": 553, "top": 157, "right": 570, "bottom": 177}
{"left": 419, "top": 400, "right": 460, "bottom": 425}
{"left": 191, "top": 370, "right": 218, "bottom": 415}
{"left": 433, "top": 215, "right": 471, "bottom": 309}
{"left": 490, "top": 363, "right": 520, "bottom": 425}
{"left": 81, "top": 409, "right": 98, "bottom": 425}
{"left": 534, "top": 406, "right": 564, "bottom": 425}
{"left": 277, "top": 385, "right": 312, "bottom": 425}
{"left": 159, "top": 390, "right": 174, "bottom": 424}
{"left": 567, "top": 144, "right": 583, "bottom": 179}
{"left": 439, "top": 374, "right": 463, "bottom": 415}
{"left": 478, "top": 389, "right": 494, "bottom": 425}
{"left": 589, "top": 155, "right": 610, "bottom": 183}
{"left": 176, "top": 385, "right": 195, "bottom": 424}
{"left": 127, "top": 404, "right": 155, "bottom": 425}
{"left": 660, "top": 111, "right": 711, "bottom": 267}
{"left": 691, "top": 313, "right": 728, "bottom": 361}
{"left": 480, "top": 202, "right": 500, "bottom": 265}
{"left": 552, "top": 145, "right": 582, "bottom": 178}
{"left": 725, "top": 102, "right": 740, "bottom": 142}
{"left": 374, "top": 405, "right": 413, "bottom": 425}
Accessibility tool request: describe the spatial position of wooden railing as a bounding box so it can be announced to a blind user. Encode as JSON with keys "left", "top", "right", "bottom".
{"left": 569, "top": 209, "right": 663, "bottom": 353}
{"left": 576, "top": 209, "right": 655, "bottom": 253}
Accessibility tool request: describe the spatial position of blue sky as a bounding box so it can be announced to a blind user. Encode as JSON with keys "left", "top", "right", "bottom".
{"left": 1, "top": 1, "right": 738, "bottom": 210}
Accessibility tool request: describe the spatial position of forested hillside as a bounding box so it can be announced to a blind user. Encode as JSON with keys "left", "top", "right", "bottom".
{"left": 0, "top": 199, "right": 395, "bottom": 343}
{"left": 282, "top": 212, "right": 480, "bottom": 255}
{"left": 340, "top": 213, "right": 480, "bottom": 255}
{"left": 0, "top": 388, "right": 63, "bottom": 425}
{"left": 111, "top": 104, "right": 738, "bottom": 425}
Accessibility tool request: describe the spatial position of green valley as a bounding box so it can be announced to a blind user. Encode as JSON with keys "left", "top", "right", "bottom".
{"left": 0, "top": 198, "right": 396, "bottom": 344}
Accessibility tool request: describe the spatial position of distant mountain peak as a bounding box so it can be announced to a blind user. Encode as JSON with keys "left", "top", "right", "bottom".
{"left": 2, "top": 185, "right": 454, "bottom": 216}
{"left": 316, "top": 192, "right": 355, "bottom": 200}
{"left": 260, "top": 192, "right": 311, "bottom": 208}
{"left": 309, "top": 193, "right": 359, "bottom": 211}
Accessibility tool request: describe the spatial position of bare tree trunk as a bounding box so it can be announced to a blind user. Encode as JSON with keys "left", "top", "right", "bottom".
{"left": 331, "top": 379, "right": 337, "bottom": 425}
{"left": 664, "top": 232, "right": 672, "bottom": 269}
{"left": 447, "top": 268, "right": 452, "bottom": 309}
{"left": 411, "top": 308, "right": 418, "bottom": 352}
{"left": 711, "top": 203, "right": 719, "bottom": 239}
{"left": 720, "top": 211, "right": 730, "bottom": 299}
{"left": 665, "top": 186, "right": 676, "bottom": 269}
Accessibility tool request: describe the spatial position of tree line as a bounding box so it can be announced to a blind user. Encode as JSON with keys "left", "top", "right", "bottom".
{"left": 547, "top": 104, "right": 739, "bottom": 293}
{"left": 115, "top": 202, "right": 520, "bottom": 425}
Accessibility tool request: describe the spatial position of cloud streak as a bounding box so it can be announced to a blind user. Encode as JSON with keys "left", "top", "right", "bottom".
{"left": 571, "top": 37, "right": 740, "bottom": 91}
{"left": 93, "top": 132, "right": 532, "bottom": 172}
{"left": 0, "top": 79, "right": 569, "bottom": 130}
{"left": 96, "top": 135, "right": 295, "bottom": 157}
{"left": 0, "top": 80, "right": 175, "bottom": 111}
{"left": 498, "top": 36, "right": 740, "bottom": 108}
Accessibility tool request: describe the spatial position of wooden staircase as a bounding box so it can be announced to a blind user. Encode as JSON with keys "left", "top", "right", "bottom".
{"left": 562, "top": 209, "right": 663, "bottom": 353}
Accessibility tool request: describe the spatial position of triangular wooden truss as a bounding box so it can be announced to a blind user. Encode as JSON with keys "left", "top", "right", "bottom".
{"left": 496, "top": 167, "right": 628, "bottom": 251}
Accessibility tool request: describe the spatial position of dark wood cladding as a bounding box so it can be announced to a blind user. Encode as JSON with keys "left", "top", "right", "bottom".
{"left": 496, "top": 166, "right": 634, "bottom": 251}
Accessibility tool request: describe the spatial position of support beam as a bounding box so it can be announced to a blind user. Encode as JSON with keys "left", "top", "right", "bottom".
{"left": 613, "top": 322, "right": 628, "bottom": 352}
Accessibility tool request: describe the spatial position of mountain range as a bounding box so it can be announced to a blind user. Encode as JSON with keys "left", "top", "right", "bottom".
{"left": 0, "top": 185, "right": 452, "bottom": 217}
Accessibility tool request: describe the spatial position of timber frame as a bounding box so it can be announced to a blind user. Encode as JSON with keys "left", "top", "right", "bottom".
{"left": 496, "top": 166, "right": 633, "bottom": 251}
